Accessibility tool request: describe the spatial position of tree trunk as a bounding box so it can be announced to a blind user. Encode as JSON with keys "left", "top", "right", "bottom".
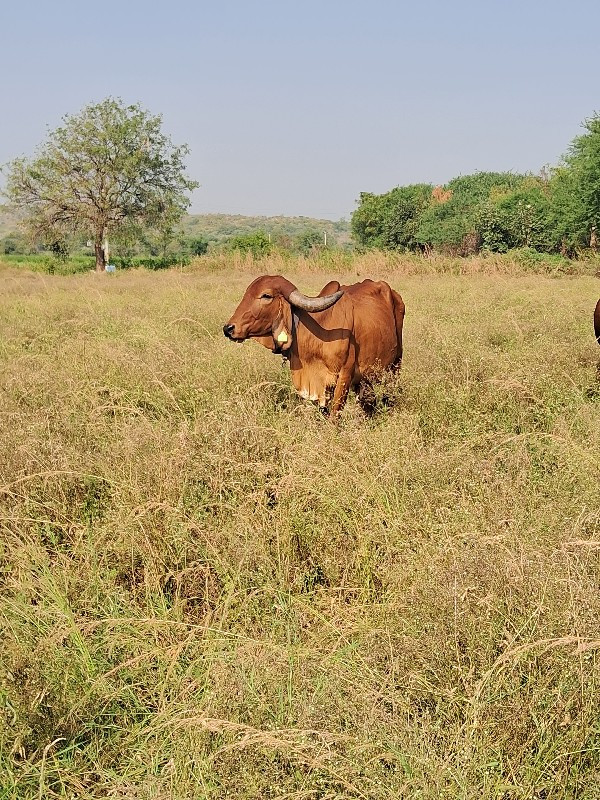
{"left": 95, "top": 231, "right": 106, "bottom": 272}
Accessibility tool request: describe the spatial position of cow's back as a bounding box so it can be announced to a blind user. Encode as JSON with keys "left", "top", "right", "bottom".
{"left": 342, "top": 280, "right": 404, "bottom": 380}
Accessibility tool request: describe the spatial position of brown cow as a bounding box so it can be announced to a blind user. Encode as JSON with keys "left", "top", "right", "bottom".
{"left": 223, "top": 275, "right": 405, "bottom": 414}
{"left": 595, "top": 299, "right": 600, "bottom": 344}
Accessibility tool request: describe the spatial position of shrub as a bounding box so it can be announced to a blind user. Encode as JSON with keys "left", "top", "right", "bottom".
{"left": 227, "top": 230, "right": 272, "bottom": 257}
{"left": 351, "top": 184, "right": 433, "bottom": 250}
{"left": 295, "top": 229, "right": 326, "bottom": 255}
{"left": 187, "top": 236, "right": 209, "bottom": 256}
{"left": 111, "top": 254, "right": 191, "bottom": 270}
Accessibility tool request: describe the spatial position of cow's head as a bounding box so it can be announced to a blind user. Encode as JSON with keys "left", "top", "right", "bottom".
{"left": 223, "top": 275, "right": 343, "bottom": 353}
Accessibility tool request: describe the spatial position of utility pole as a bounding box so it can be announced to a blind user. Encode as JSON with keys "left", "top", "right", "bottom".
{"left": 324, "top": 231, "right": 327, "bottom": 247}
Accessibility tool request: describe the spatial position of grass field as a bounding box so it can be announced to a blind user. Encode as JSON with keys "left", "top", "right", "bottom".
{"left": 1, "top": 255, "right": 599, "bottom": 799}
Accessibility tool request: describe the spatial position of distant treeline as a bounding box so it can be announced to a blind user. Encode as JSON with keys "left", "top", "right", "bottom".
{"left": 4, "top": 112, "right": 600, "bottom": 263}
{"left": 0, "top": 213, "right": 351, "bottom": 263}
{"left": 352, "top": 115, "right": 600, "bottom": 257}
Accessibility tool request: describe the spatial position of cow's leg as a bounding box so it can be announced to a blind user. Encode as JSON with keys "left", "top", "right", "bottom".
{"left": 319, "top": 384, "right": 334, "bottom": 415}
{"left": 330, "top": 369, "right": 353, "bottom": 415}
{"left": 358, "top": 378, "right": 377, "bottom": 416}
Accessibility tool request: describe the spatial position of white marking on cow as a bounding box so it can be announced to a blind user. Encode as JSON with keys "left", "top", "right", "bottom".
{"left": 297, "top": 387, "right": 320, "bottom": 402}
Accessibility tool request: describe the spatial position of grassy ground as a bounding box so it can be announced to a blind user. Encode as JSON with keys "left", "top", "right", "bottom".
{"left": 1, "top": 256, "right": 599, "bottom": 799}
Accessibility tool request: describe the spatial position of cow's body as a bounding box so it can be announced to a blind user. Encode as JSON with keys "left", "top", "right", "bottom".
{"left": 223, "top": 275, "right": 405, "bottom": 414}
{"left": 595, "top": 298, "right": 600, "bottom": 344}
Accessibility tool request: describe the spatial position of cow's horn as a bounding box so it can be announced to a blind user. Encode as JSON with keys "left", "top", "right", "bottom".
{"left": 287, "top": 289, "right": 344, "bottom": 312}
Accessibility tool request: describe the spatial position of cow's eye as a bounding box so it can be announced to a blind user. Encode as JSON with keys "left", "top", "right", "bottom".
{"left": 260, "top": 293, "right": 273, "bottom": 300}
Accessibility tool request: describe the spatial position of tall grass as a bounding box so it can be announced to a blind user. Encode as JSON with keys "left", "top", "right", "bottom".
{"left": 187, "top": 246, "right": 600, "bottom": 277}
{"left": 1, "top": 259, "right": 599, "bottom": 798}
{"left": 5, "top": 245, "right": 600, "bottom": 278}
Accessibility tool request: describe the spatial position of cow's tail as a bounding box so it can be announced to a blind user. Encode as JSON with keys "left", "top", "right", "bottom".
{"left": 595, "top": 299, "right": 600, "bottom": 344}
{"left": 391, "top": 289, "right": 406, "bottom": 367}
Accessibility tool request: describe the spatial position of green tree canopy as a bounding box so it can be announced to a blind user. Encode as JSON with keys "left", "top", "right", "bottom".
{"left": 415, "top": 172, "right": 528, "bottom": 254}
{"left": 295, "top": 229, "right": 326, "bottom": 255}
{"left": 487, "top": 181, "right": 557, "bottom": 252}
{"left": 351, "top": 112, "right": 600, "bottom": 258}
{"left": 351, "top": 184, "right": 433, "bottom": 250}
{"left": 228, "top": 230, "right": 272, "bottom": 257}
{"left": 2, "top": 98, "right": 198, "bottom": 271}
{"left": 549, "top": 113, "right": 600, "bottom": 252}
{"left": 187, "top": 236, "right": 209, "bottom": 256}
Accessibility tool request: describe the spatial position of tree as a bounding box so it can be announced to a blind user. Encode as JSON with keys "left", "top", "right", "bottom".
{"left": 549, "top": 113, "right": 600, "bottom": 253}
{"left": 351, "top": 184, "right": 433, "bottom": 250}
{"left": 488, "top": 181, "right": 557, "bottom": 252}
{"left": 188, "top": 236, "right": 209, "bottom": 256}
{"left": 415, "top": 172, "right": 528, "bottom": 254}
{"left": 296, "top": 229, "right": 325, "bottom": 255}
{"left": 2, "top": 98, "right": 198, "bottom": 271}
{"left": 228, "top": 230, "right": 272, "bottom": 257}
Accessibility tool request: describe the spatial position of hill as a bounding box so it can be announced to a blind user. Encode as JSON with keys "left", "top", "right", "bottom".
{"left": 0, "top": 207, "right": 25, "bottom": 237}
{"left": 182, "top": 213, "right": 351, "bottom": 247}
{"left": 0, "top": 208, "right": 352, "bottom": 247}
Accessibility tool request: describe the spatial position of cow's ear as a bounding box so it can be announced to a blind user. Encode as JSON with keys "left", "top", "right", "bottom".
{"left": 271, "top": 299, "right": 293, "bottom": 352}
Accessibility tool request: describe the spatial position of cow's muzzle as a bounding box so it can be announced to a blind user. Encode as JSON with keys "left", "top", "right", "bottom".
{"left": 223, "top": 323, "right": 245, "bottom": 342}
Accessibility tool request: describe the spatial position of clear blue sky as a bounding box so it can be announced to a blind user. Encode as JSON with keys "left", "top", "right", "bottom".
{"left": 2, "top": 0, "right": 599, "bottom": 220}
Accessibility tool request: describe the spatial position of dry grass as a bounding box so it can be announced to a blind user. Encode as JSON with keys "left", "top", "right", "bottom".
{"left": 1, "top": 256, "right": 599, "bottom": 799}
